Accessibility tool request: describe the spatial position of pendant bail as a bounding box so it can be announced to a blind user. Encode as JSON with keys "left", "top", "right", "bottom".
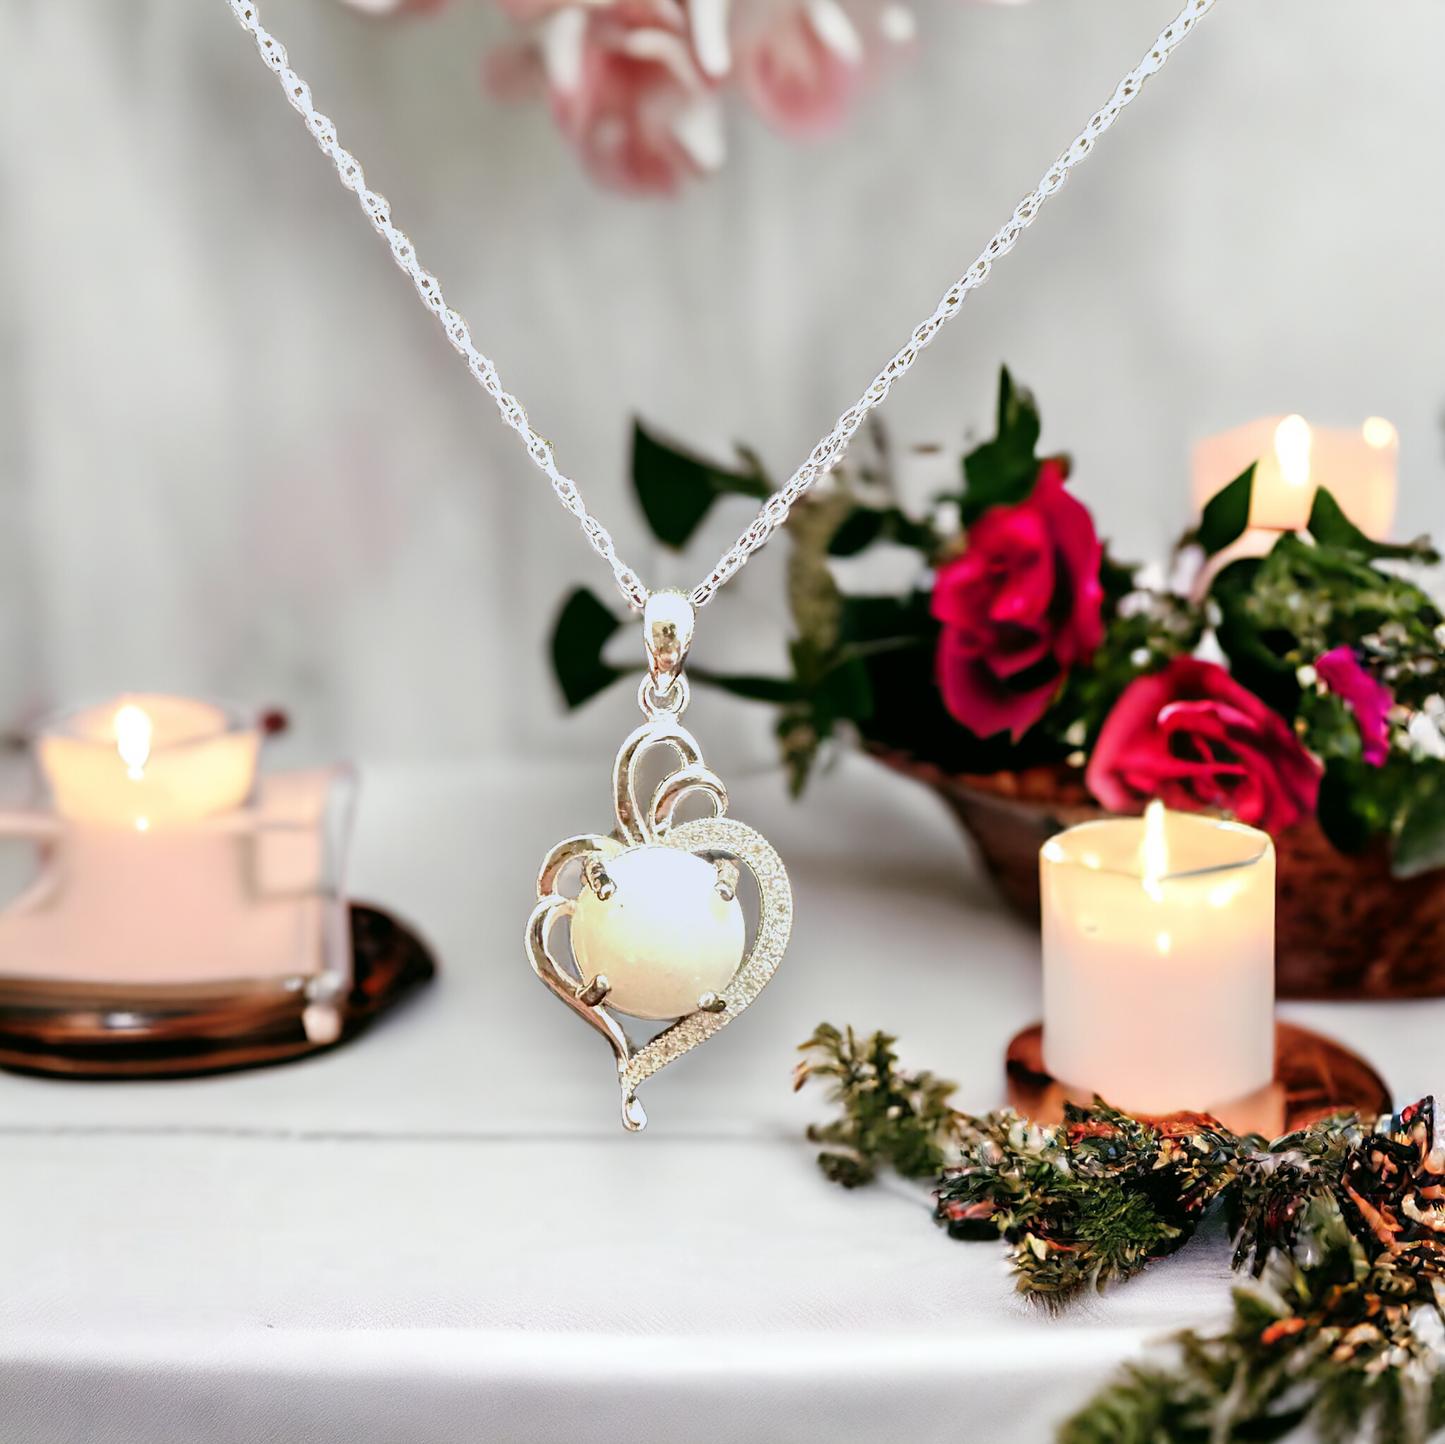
{"left": 643, "top": 591, "right": 695, "bottom": 694}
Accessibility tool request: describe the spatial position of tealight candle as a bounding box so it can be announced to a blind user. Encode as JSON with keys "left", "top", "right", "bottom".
{"left": 1041, "top": 802, "right": 1275, "bottom": 1118}
{"left": 1192, "top": 414, "right": 1397, "bottom": 540}
{"left": 37, "top": 694, "right": 259, "bottom": 829}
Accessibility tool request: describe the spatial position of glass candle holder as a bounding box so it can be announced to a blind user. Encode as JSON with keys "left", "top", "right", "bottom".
{"left": 0, "top": 696, "right": 355, "bottom": 1048}
{"left": 1040, "top": 803, "right": 1275, "bottom": 1118}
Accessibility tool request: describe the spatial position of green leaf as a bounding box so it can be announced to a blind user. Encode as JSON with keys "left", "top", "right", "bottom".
{"left": 1196, "top": 464, "right": 1255, "bottom": 556}
{"left": 826, "top": 506, "right": 937, "bottom": 558}
{"left": 632, "top": 420, "right": 770, "bottom": 550}
{"left": 1307, "top": 486, "right": 1440, "bottom": 562}
{"left": 1392, "top": 765, "right": 1445, "bottom": 878}
{"left": 826, "top": 508, "right": 884, "bottom": 557}
{"left": 550, "top": 586, "right": 631, "bottom": 709}
{"left": 1209, "top": 558, "right": 1301, "bottom": 718}
{"left": 813, "top": 655, "right": 874, "bottom": 726}
{"left": 958, "top": 366, "right": 1044, "bottom": 526}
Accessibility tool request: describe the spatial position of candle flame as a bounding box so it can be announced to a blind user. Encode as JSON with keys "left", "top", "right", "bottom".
{"left": 1362, "top": 416, "right": 1396, "bottom": 450}
{"left": 1274, "top": 415, "right": 1312, "bottom": 487}
{"left": 114, "top": 705, "right": 153, "bottom": 779}
{"left": 1141, "top": 799, "right": 1168, "bottom": 903}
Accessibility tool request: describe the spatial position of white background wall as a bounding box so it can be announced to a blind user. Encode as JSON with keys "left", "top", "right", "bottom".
{"left": 0, "top": 0, "right": 1442, "bottom": 776}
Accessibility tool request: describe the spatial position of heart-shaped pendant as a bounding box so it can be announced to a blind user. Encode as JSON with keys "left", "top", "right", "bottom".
{"left": 525, "top": 593, "right": 792, "bottom": 1130}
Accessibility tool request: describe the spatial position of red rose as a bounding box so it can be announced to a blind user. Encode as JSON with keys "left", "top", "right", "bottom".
{"left": 1085, "top": 657, "right": 1322, "bottom": 833}
{"left": 930, "top": 460, "right": 1105, "bottom": 739}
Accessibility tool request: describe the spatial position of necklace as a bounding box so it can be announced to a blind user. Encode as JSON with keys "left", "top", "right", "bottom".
{"left": 227, "top": 0, "right": 1214, "bottom": 1129}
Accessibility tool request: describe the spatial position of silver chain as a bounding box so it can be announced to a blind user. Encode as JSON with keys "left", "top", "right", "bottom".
{"left": 227, "top": 0, "right": 1215, "bottom": 612}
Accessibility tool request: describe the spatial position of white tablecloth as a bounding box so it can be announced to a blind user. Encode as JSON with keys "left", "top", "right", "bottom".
{"left": 0, "top": 754, "right": 1439, "bottom": 1443}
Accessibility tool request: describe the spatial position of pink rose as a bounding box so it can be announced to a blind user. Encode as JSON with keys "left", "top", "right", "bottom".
{"left": 1315, "top": 646, "right": 1392, "bottom": 767}
{"left": 733, "top": 0, "right": 864, "bottom": 139}
{"left": 485, "top": 0, "right": 916, "bottom": 192}
{"left": 1086, "top": 657, "right": 1322, "bottom": 834}
{"left": 930, "top": 459, "right": 1105, "bottom": 740}
{"left": 487, "top": 2, "right": 723, "bottom": 195}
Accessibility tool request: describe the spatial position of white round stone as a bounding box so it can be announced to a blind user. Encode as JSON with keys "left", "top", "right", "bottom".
{"left": 571, "top": 846, "right": 746, "bottom": 1020}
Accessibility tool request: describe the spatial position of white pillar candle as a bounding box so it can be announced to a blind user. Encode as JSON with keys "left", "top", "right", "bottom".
{"left": 1191, "top": 414, "right": 1397, "bottom": 540}
{"left": 1041, "top": 802, "right": 1275, "bottom": 1117}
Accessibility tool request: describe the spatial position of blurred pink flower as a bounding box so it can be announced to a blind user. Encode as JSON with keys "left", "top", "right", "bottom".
{"left": 480, "top": 0, "right": 918, "bottom": 193}
{"left": 488, "top": 1, "right": 725, "bottom": 195}
{"left": 734, "top": 0, "right": 866, "bottom": 140}
{"left": 1316, "top": 646, "right": 1393, "bottom": 767}
{"left": 336, "top": 0, "right": 448, "bottom": 15}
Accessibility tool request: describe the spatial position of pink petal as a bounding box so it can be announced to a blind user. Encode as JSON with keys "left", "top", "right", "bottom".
{"left": 734, "top": 2, "right": 860, "bottom": 140}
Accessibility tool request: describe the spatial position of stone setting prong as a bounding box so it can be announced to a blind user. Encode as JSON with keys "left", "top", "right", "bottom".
{"left": 583, "top": 856, "right": 616, "bottom": 901}
{"left": 578, "top": 974, "right": 611, "bottom": 1007}
{"left": 714, "top": 858, "right": 740, "bottom": 902}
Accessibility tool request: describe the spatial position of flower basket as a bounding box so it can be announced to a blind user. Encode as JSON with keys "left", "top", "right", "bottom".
{"left": 873, "top": 750, "right": 1445, "bottom": 1001}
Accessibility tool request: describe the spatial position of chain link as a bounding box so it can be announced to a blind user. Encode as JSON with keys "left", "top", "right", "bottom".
{"left": 227, "top": 0, "right": 1214, "bottom": 612}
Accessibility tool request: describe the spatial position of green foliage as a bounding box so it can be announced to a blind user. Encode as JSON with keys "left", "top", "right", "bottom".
{"left": 551, "top": 586, "right": 633, "bottom": 708}
{"left": 801, "top": 1025, "right": 1445, "bottom": 1444}
{"left": 631, "top": 420, "right": 770, "bottom": 549}
{"left": 1195, "top": 463, "right": 1256, "bottom": 556}
{"left": 1243, "top": 527, "right": 1439, "bottom": 666}
{"left": 1051, "top": 586, "right": 1204, "bottom": 755}
{"left": 1309, "top": 487, "right": 1440, "bottom": 565}
{"left": 793, "top": 1024, "right": 959, "bottom": 1187}
{"left": 1209, "top": 556, "right": 1302, "bottom": 719}
{"left": 1306, "top": 747, "right": 1445, "bottom": 875}
{"left": 1394, "top": 762, "right": 1445, "bottom": 877}
{"left": 1067, "top": 1102, "right": 1445, "bottom": 1444}
{"left": 957, "top": 366, "right": 1047, "bottom": 525}
{"left": 1208, "top": 506, "right": 1445, "bottom": 876}
{"left": 940, "top": 1102, "right": 1247, "bottom": 1303}
{"left": 824, "top": 504, "right": 937, "bottom": 557}
{"left": 797, "top": 1027, "right": 1246, "bottom": 1300}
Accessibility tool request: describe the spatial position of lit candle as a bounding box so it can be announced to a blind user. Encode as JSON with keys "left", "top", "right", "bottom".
{"left": 0, "top": 697, "right": 342, "bottom": 994}
{"left": 1040, "top": 802, "right": 1275, "bottom": 1119}
{"left": 1191, "top": 414, "right": 1397, "bottom": 540}
{"left": 37, "top": 695, "right": 260, "bottom": 829}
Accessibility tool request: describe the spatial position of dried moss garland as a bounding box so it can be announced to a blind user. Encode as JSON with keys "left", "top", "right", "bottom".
{"left": 796, "top": 1024, "right": 1445, "bottom": 1444}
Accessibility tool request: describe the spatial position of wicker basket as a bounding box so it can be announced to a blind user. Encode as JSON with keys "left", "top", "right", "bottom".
{"left": 874, "top": 750, "right": 1445, "bottom": 1001}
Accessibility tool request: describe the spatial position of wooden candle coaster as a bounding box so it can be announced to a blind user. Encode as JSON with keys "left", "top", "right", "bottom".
{"left": 0, "top": 904, "right": 435, "bottom": 1080}
{"left": 1006, "top": 1021, "right": 1390, "bottom": 1138}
